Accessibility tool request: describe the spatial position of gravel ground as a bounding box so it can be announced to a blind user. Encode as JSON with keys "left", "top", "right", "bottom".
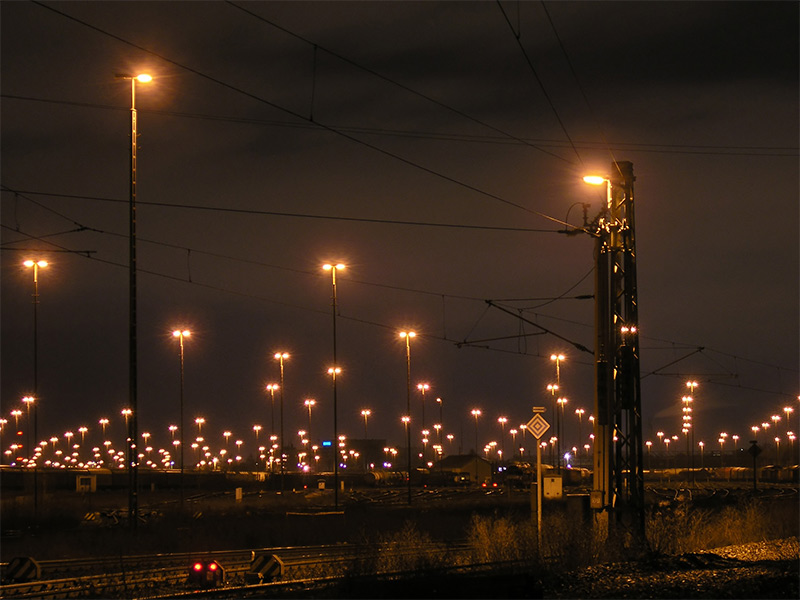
{"left": 543, "top": 538, "right": 799, "bottom": 599}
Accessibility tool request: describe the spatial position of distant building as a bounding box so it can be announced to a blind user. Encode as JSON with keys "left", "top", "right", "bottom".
{"left": 434, "top": 454, "right": 492, "bottom": 484}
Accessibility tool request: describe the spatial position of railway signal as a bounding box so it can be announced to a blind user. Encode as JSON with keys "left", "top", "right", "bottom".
{"left": 187, "top": 560, "right": 225, "bottom": 588}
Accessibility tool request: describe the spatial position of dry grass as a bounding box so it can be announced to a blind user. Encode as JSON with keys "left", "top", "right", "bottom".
{"left": 463, "top": 496, "right": 798, "bottom": 574}
{"left": 646, "top": 497, "right": 798, "bottom": 555}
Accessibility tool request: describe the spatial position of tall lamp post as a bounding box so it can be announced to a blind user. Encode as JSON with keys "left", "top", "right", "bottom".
{"left": 361, "top": 409, "right": 371, "bottom": 438}
{"left": 304, "top": 399, "right": 316, "bottom": 442}
{"left": 686, "top": 380, "right": 698, "bottom": 485}
{"left": 21, "top": 396, "right": 35, "bottom": 462}
{"left": 116, "top": 72, "right": 152, "bottom": 530}
{"left": 399, "top": 331, "right": 416, "bottom": 504}
{"left": 328, "top": 367, "right": 342, "bottom": 507}
{"left": 471, "top": 409, "right": 481, "bottom": 485}
{"left": 24, "top": 258, "right": 47, "bottom": 510}
{"left": 266, "top": 384, "right": 279, "bottom": 438}
{"left": 323, "top": 262, "right": 345, "bottom": 506}
{"left": 574, "top": 408, "right": 585, "bottom": 467}
{"left": 417, "top": 383, "right": 430, "bottom": 431}
{"left": 274, "top": 352, "right": 289, "bottom": 491}
{"left": 550, "top": 353, "right": 565, "bottom": 472}
{"left": 497, "top": 417, "right": 507, "bottom": 465}
{"left": 172, "top": 329, "right": 190, "bottom": 511}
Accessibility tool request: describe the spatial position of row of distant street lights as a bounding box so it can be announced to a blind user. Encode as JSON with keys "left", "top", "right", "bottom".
{"left": 6, "top": 387, "right": 796, "bottom": 478}
{"left": 4, "top": 392, "right": 585, "bottom": 471}
{"left": 643, "top": 381, "right": 796, "bottom": 476}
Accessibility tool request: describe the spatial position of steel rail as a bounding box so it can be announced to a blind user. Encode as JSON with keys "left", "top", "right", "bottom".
{"left": 0, "top": 541, "right": 473, "bottom": 599}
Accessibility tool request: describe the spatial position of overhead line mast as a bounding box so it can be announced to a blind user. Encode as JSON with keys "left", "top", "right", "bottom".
{"left": 577, "top": 161, "right": 644, "bottom": 539}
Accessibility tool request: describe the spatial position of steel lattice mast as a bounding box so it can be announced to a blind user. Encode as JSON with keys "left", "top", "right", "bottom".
{"left": 589, "top": 161, "right": 644, "bottom": 536}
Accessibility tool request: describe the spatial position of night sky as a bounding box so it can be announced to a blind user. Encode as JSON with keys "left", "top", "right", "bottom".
{"left": 2, "top": 1, "right": 797, "bottom": 463}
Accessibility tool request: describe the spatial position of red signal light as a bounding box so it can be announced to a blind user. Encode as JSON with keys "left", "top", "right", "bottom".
{"left": 207, "top": 562, "right": 217, "bottom": 571}
{"left": 193, "top": 562, "right": 204, "bottom": 571}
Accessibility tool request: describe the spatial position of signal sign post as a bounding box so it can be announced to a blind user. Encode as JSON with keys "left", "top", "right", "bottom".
{"left": 527, "top": 407, "right": 550, "bottom": 547}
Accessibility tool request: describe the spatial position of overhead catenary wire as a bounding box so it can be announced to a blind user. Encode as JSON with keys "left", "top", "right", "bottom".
{"left": 4, "top": 93, "right": 796, "bottom": 156}
{"left": 538, "top": 1, "right": 622, "bottom": 171}
{"left": 224, "top": 0, "right": 572, "bottom": 165}
{"left": 30, "top": 1, "right": 573, "bottom": 231}
{"left": 3, "top": 219, "right": 793, "bottom": 401}
{"left": 495, "top": 0, "right": 584, "bottom": 166}
{"left": 0, "top": 187, "right": 558, "bottom": 234}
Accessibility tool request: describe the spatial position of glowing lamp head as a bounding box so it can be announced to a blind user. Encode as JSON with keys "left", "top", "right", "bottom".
{"left": 583, "top": 175, "right": 606, "bottom": 185}
{"left": 24, "top": 260, "right": 48, "bottom": 268}
{"left": 136, "top": 74, "right": 152, "bottom": 83}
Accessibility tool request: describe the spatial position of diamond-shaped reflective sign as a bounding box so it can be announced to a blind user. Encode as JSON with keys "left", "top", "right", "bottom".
{"left": 526, "top": 413, "right": 550, "bottom": 440}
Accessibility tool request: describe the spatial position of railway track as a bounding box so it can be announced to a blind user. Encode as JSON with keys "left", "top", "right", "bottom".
{"left": 0, "top": 541, "right": 474, "bottom": 599}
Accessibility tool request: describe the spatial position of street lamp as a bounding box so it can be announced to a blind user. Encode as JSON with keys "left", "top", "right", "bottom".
{"left": 21, "top": 396, "right": 35, "bottom": 461}
{"left": 23, "top": 258, "right": 47, "bottom": 509}
{"left": 556, "top": 398, "right": 568, "bottom": 472}
{"left": 116, "top": 72, "right": 152, "bottom": 529}
{"left": 195, "top": 417, "right": 205, "bottom": 435}
{"left": 274, "top": 351, "right": 289, "bottom": 490}
{"left": 327, "top": 366, "right": 342, "bottom": 507}
{"left": 550, "top": 354, "right": 566, "bottom": 473}
{"left": 304, "top": 399, "right": 316, "bottom": 441}
{"left": 22, "top": 259, "right": 47, "bottom": 435}
{"left": 698, "top": 441, "right": 705, "bottom": 470}
{"left": 361, "top": 409, "right": 371, "bottom": 438}
{"left": 574, "top": 408, "right": 585, "bottom": 467}
{"left": 99, "top": 418, "right": 109, "bottom": 439}
{"left": 550, "top": 353, "right": 566, "bottom": 385}
{"left": 266, "top": 383, "right": 279, "bottom": 437}
{"left": 471, "top": 409, "right": 481, "bottom": 485}
{"left": 417, "top": 383, "right": 430, "bottom": 431}
{"left": 546, "top": 383, "right": 559, "bottom": 464}
{"left": 399, "top": 330, "right": 416, "bottom": 504}
{"left": 784, "top": 406, "right": 795, "bottom": 434}
{"left": 509, "top": 429, "right": 518, "bottom": 459}
{"left": 323, "top": 262, "right": 345, "bottom": 500}
{"left": 401, "top": 415, "right": 411, "bottom": 496}
{"left": 685, "top": 380, "right": 698, "bottom": 485}
{"left": 172, "top": 328, "right": 190, "bottom": 510}
{"left": 497, "top": 417, "right": 507, "bottom": 464}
